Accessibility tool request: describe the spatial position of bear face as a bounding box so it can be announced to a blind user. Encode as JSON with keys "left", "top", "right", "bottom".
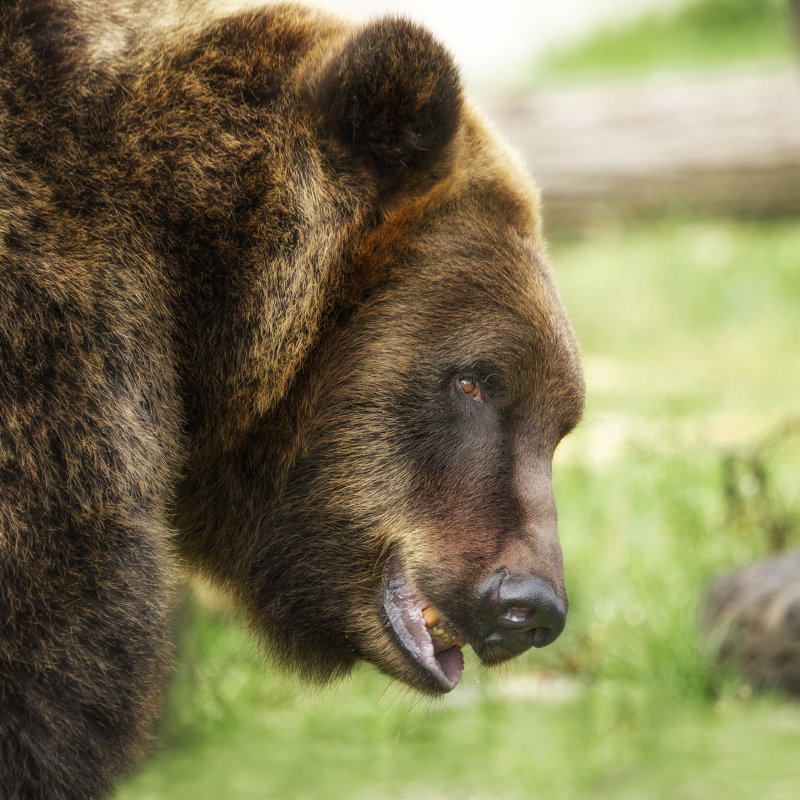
{"left": 243, "top": 149, "right": 585, "bottom": 693}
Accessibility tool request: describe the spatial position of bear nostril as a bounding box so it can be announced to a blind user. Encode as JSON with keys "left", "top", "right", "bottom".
{"left": 498, "top": 605, "right": 534, "bottom": 628}
{"left": 532, "top": 626, "right": 559, "bottom": 648}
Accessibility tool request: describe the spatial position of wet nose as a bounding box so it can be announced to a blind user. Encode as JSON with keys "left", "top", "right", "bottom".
{"left": 476, "top": 569, "right": 567, "bottom": 655}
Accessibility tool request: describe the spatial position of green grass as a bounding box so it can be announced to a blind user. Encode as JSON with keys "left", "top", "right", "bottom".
{"left": 118, "top": 217, "right": 800, "bottom": 799}
{"left": 539, "top": 0, "right": 796, "bottom": 80}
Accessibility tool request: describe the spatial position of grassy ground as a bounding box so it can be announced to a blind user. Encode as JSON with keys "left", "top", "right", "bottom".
{"left": 118, "top": 217, "right": 800, "bottom": 800}
{"left": 539, "top": 0, "right": 795, "bottom": 79}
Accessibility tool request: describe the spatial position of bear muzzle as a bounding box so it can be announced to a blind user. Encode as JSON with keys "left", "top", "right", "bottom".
{"left": 379, "top": 557, "right": 567, "bottom": 693}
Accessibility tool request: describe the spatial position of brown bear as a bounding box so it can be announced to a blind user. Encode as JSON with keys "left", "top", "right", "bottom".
{"left": 0, "top": 1, "right": 585, "bottom": 797}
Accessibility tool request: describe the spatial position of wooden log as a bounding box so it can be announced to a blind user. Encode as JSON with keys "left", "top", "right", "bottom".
{"left": 702, "top": 551, "right": 800, "bottom": 697}
{"left": 486, "top": 68, "right": 800, "bottom": 229}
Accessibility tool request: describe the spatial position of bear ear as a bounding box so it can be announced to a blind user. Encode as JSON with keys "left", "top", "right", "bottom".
{"left": 312, "top": 17, "right": 463, "bottom": 181}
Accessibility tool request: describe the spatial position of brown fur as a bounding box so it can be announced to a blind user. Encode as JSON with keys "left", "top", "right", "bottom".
{"left": 0, "top": 1, "right": 584, "bottom": 797}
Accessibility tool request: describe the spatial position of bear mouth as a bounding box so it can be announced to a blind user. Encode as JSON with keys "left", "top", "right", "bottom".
{"left": 380, "top": 557, "right": 467, "bottom": 692}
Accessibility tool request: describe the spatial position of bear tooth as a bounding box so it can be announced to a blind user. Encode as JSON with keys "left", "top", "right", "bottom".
{"left": 422, "top": 606, "right": 441, "bottom": 628}
{"left": 429, "top": 626, "right": 458, "bottom": 649}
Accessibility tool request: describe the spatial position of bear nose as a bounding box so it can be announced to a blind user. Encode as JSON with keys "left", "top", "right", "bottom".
{"left": 475, "top": 569, "right": 567, "bottom": 656}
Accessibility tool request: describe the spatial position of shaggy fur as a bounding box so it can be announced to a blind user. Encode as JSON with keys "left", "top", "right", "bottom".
{"left": 0, "top": 1, "right": 585, "bottom": 797}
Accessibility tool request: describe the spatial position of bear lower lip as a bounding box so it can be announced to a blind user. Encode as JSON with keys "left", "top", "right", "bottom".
{"left": 380, "top": 557, "right": 465, "bottom": 692}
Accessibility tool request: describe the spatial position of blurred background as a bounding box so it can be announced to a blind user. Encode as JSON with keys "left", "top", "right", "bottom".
{"left": 119, "top": 2, "right": 800, "bottom": 798}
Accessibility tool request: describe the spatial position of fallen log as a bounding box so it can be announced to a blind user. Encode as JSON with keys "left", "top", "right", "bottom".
{"left": 486, "top": 68, "right": 800, "bottom": 229}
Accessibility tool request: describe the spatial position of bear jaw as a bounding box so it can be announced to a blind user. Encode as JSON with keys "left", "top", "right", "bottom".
{"left": 380, "top": 556, "right": 466, "bottom": 692}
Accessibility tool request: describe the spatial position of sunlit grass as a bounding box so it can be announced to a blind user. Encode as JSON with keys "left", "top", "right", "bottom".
{"left": 538, "top": 0, "right": 795, "bottom": 80}
{"left": 554, "top": 218, "right": 800, "bottom": 426}
{"left": 118, "top": 217, "right": 800, "bottom": 799}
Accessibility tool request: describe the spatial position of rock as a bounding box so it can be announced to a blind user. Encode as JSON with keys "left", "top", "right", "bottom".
{"left": 702, "top": 550, "right": 800, "bottom": 696}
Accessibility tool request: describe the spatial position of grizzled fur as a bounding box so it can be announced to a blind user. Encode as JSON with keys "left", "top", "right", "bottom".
{"left": 0, "top": 1, "right": 584, "bottom": 797}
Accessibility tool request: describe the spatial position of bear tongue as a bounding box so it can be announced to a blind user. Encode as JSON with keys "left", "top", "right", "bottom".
{"left": 381, "top": 558, "right": 464, "bottom": 692}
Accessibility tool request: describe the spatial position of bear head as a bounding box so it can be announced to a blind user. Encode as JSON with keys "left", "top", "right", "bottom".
{"left": 239, "top": 17, "right": 585, "bottom": 695}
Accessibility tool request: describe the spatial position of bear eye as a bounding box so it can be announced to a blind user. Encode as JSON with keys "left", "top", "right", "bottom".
{"left": 457, "top": 376, "right": 483, "bottom": 403}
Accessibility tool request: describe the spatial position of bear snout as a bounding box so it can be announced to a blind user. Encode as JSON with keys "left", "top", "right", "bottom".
{"left": 378, "top": 554, "right": 568, "bottom": 692}
{"left": 472, "top": 567, "right": 568, "bottom": 664}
